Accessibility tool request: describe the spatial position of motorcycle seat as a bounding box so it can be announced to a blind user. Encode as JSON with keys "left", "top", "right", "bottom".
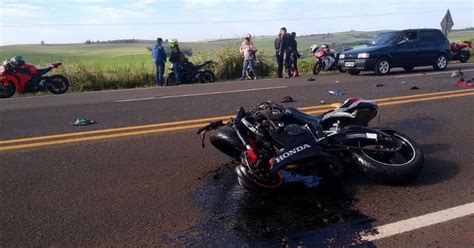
{"left": 37, "top": 67, "right": 52, "bottom": 76}
{"left": 286, "top": 107, "right": 325, "bottom": 123}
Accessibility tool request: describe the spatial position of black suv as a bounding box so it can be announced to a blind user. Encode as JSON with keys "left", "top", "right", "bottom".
{"left": 338, "top": 29, "right": 451, "bottom": 75}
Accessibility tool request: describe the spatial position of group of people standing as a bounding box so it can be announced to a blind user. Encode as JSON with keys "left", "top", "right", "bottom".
{"left": 238, "top": 27, "right": 300, "bottom": 81}
{"left": 275, "top": 27, "right": 300, "bottom": 78}
{"left": 152, "top": 27, "right": 301, "bottom": 86}
{"left": 151, "top": 38, "right": 184, "bottom": 86}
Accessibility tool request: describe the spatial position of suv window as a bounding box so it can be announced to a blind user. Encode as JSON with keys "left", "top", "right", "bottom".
{"left": 399, "top": 31, "right": 418, "bottom": 43}
{"left": 419, "top": 31, "right": 435, "bottom": 42}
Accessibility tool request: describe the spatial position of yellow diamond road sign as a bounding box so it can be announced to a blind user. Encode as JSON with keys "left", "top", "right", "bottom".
{"left": 440, "top": 9, "right": 454, "bottom": 36}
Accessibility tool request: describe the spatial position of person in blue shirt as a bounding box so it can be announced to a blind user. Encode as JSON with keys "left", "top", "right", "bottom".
{"left": 151, "top": 38, "right": 167, "bottom": 86}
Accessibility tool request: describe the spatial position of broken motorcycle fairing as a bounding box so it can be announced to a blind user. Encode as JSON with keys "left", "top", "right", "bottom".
{"left": 198, "top": 98, "right": 424, "bottom": 193}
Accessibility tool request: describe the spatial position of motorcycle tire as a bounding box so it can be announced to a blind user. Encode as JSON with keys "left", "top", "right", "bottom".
{"left": 312, "top": 62, "right": 322, "bottom": 75}
{"left": 165, "top": 73, "right": 179, "bottom": 86}
{"left": 47, "top": 75, "right": 69, "bottom": 94}
{"left": 199, "top": 70, "right": 216, "bottom": 83}
{"left": 235, "top": 156, "right": 283, "bottom": 193}
{"left": 459, "top": 51, "right": 470, "bottom": 63}
{"left": 351, "top": 131, "right": 424, "bottom": 184}
{"left": 0, "top": 81, "right": 16, "bottom": 98}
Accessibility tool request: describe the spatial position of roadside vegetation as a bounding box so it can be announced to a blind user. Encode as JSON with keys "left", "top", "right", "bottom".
{"left": 1, "top": 30, "right": 473, "bottom": 92}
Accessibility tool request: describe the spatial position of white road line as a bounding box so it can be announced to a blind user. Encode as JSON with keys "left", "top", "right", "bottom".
{"left": 114, "top": 86, "right": 288, "bottom": 102}
{"left": 361, "top": 202, "right": 474, "bottom": 242}
{"left": 394, "top": 68, "right": 474, "bottom": 78}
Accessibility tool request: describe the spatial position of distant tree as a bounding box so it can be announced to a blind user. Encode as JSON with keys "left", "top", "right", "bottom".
{"left": 85, "top": 40, "right": 92, "bottom": 44}
{"left": 97, "top": 40, "right": 100, "bottom": 43}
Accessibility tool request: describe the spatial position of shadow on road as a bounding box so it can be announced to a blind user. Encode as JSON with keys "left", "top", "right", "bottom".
{"left": 168, "top": 162, "right": 377, "bottom": 247}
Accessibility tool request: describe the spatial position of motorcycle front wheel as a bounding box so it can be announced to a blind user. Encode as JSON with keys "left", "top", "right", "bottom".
{"left": 312, "top": 62, "right": 322, "bottom": 75}
{"left": 351, "top": 131, "right": 424, "bottom": 184}
{"left": 47, "top": 75, "right": 69, "bottom": 94}
{"left": 0, "top": 81, "right": 16, "bottom": 98}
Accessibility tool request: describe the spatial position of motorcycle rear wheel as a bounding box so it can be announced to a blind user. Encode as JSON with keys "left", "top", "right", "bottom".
{"left": 199, "top": 70, "right": 216, "bottom": 83}
{"left": 47, "top": 75, "right": 69, "bottom": 94}
{"left": 165, "top": 73, "right": 179, "bottom": 86}
{"left": 459, "top": 51, "right": 470, "bottom": 63}
{"left": 0, "top": 81, "right": 16, "bottom": 98}
{"left": 352, "top": 131, "right": 423, "bottom": 184}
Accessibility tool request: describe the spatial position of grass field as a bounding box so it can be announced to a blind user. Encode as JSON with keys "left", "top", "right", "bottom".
{"left": 1, "top": 30, "right": 473, "bottom": 92}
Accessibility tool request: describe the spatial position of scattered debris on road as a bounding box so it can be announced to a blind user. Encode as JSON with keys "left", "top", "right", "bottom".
{"left": 376, "top": 84, "right": 384, "bottom": 87}
{"left": 307, "top": 77, "right": 316, "bottom": 81}
{"left": 72, "top": 118, "right": 97, "bottom": 126}
{"left": 329, "top": 90, "right": 343, "bottom": 96}
{"left": 400, "top": 81, "right": 407, "bottom": 84}
{"left": 320, "top": 100, "right": 326, "bottom": 104}
{"left": 281, "top": 96, "right": 295, "bottom": 103}
{"left": 456, "top": 79, "right": 474, "bottom": 87}
{"left": 410, "top": 86, "right": 420, "bottom": 90}
{"left": 450, "top": 70, "right": 464, "bottom": 78}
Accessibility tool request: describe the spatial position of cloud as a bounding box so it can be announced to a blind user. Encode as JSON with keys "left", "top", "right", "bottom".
{"left": 1, "top": 3, "right": 42, "bottom": 18}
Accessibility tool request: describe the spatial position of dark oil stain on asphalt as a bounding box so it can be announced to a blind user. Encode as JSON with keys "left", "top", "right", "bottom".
{"left": 168, "top": 162, "right": 377, "bottom": 247}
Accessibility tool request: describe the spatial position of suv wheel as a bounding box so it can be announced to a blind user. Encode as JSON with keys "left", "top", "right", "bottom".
{"left": 433, "top": 54, "right": 448, "bottom": 71}
{"left": 375, "top": 58, "right": 391, "bottom": 75}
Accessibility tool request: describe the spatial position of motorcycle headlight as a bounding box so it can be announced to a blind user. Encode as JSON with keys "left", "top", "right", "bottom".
{"left": 339, "top": 54, "right": 345, "bottom": 59}
{"left": 358, "top": 53, "right": 370, "bottom": 59}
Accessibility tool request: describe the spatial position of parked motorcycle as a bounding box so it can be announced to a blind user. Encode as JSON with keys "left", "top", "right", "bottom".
{"left": 198, "top": 99, "right": 424, "bottom": 193}
{"left": 450, "top": 41, "right": 472, "bottom": 63}
{"left": 310, "top": 44, "right": 350, "bottom": 75}
{"left": 165, "top": 60, "right": 216, "bottom": 86}
{"left": 0, "top": 59, "right": 69, "bottom": 98}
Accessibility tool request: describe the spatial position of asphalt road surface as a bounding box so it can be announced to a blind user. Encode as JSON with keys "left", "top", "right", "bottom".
{"left": 1, "top": 64, "right": 474, "bottom": 247}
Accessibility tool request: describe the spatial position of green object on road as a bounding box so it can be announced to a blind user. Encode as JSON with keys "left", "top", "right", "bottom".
{"left": 73, "top": 118, "right": 97, "bottom": 126}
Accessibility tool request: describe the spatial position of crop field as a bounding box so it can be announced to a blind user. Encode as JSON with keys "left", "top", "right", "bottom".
{"left": 1, "top": 30, "right": 472, "bottom": 92}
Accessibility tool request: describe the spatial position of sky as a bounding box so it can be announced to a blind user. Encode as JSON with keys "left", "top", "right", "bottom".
{"left": 0, "top": 0, "right": 473, "bottom": 45}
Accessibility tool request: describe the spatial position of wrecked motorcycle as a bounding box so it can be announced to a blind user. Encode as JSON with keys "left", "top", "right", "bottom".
{"left": 198, "top": 99, "right": 424, "bottom": 193}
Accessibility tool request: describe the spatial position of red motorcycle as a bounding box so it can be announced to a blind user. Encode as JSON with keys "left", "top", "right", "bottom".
{"left": 0, "top": 58, "right": 69, "bottom": 98}
{"left": 450, "top": 41, "right": 472, "bottom": 63}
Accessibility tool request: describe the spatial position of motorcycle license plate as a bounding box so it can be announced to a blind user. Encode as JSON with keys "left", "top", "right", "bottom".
{"left": 345, "top": 62, "right": 355, "bottom": 67}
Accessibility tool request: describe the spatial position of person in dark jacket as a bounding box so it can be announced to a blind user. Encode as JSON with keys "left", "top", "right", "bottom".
{"left": 151, "top": 38, "right": 167, "bottom": 86}
{"left": 274, "top": 32, "right": 284, "bottom": 78}
{"left": 276, "top": 27, "right": 292, "bottom": 77}
{"left": 275, "top": 27, "right": 291, "bottom": 78}
{"left": 169, "top": 39, "right": 183, "bottom": 84}
{"left": 288, "top": 32, "right": 300, "bottom": 77}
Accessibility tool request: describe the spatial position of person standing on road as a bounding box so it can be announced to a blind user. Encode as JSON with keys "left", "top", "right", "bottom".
{"left": 169, "top": 39, "right": 183, "bottom": 84}
{"left": 289, "top": 32, "right": 301, "bottom": 77}
{"left": 151, "top": 38, "right": 167, "bottom": 87}
{"left": 276, "top": 27, "right": 291, "bottom": 78}
{"left": 274, "top": 31, "right": 284, "bottom": 78}
{"left": 240, "top": 37, "right": 258, "bottom": 80}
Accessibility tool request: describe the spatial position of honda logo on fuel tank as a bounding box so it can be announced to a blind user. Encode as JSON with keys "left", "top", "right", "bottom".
{"left": 275, "top": 144, "right": 312, "bottom": 163}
